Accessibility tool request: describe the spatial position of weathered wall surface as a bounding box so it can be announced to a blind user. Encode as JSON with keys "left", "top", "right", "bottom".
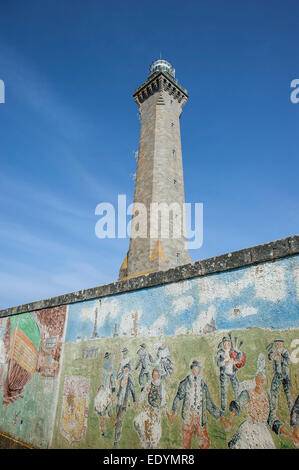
{"left": 0, "top": 306, "right": 67, "bottom": 448}
{"left": 0, "top": 237, "right": 298, "bottom": 449}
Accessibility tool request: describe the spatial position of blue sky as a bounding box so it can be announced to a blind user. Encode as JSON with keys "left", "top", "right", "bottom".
{"left": 0, "top": 1, "right": 298, "bottom": 309}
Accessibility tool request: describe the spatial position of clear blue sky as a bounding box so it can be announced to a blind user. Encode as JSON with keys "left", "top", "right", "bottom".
{"left": 0, "top": 0, "right": 298, "bottom": 309}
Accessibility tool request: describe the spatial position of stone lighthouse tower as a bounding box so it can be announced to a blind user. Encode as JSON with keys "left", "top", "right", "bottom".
{"left": 119, "top": 59, "right": 191, "bottom": 280}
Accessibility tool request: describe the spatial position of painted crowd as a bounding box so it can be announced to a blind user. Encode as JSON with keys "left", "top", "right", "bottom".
{"left": 91, "top": 334, "right": 299, "bottom": 449}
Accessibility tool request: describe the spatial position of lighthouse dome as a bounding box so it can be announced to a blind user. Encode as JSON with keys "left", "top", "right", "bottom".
{"left": 149, "top": 59, "right": 175, "bottom": 78}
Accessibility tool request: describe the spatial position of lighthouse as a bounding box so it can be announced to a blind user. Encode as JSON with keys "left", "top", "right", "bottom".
{"left": 119, "top": 59, "right": 191, "bottom": 279}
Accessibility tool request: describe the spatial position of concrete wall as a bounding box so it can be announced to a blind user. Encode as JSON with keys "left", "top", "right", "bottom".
{"left": 0, "top": 235, "right": 298, "bottom": 449}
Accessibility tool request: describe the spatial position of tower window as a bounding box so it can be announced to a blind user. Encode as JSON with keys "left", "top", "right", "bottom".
{"left": 172, "top": 149, "right": 176, "bottom": 158}
{"left": 176, "top": 252, "right": 180, "bottom": 264}
{"left": 171, "top": 122, "right": 174, "bottom": 127}
{"left": 173, "top": 179, "right": 177, "bottom": 186}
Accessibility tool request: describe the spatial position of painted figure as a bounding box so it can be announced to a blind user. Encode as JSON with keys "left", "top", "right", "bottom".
{"left": 290, "top": 395, "right": 299, "bottom": 446}
{"left": 216, "top": 335, "right": 245, "bottom": 415}
{"left": 135, "top": 344, "right": 154, "bottom": 388}
{"left": 113, "top": 363, "right": 137, "bottom": 448}
{"left": 168, "top": 360, "right": 221, "bottom": 449}
{"left": 117, "top": 347, "right": 131, "bottom": 378}
{"left": 267, "top": 339, "right": 293, "bottom": 412}
{"left": 222, "top": 354, "right": 291, "bottom": 449}
{"left": 156, "top": 337, "right": 174, "bottom": 381}
{"left": 94, "top": 352, "right": 116, "bottom": 436}
{"left": 134, "top": 367, "right": 168, "bottom": 448}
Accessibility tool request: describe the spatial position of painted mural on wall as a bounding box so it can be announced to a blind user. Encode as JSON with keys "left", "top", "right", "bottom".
{"left": 0, "top": 306, "right": 67, "bottom": 448}
{"left": 50, "top": 255, "right": 299, "bottom": 449}
{"left": 59, "top": 376, "right": 90, "bottom": 444}
{"left": 1, "top": 255, "right": 299, "bottom": 449}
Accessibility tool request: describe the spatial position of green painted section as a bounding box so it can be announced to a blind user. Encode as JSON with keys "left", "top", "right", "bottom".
{"left": 0, "top": 313, "right": 57, "bottom": 448}
{"left": 10, "top": 313, "right": 41, "bottom": 350}
{"left": 0, "top": 370, "right": 58, "bottom": 448}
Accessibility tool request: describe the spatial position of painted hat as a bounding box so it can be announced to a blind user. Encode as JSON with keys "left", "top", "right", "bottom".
{"left": 104, "top": 352, "right": 110, "bottom": 359}
{"left": 190, "top": 360, "right": 201, "bottom": 369}
{"left": 218, "top": 336, "right": 230, "bottom": 348}
{"left": 122, "top": 362, "right": 131, "bottom": 371}
{"left": 140, "top": 343, "right": 146, "bottom": 349}
{"left": 122, "top": 347, "right": 128, "bottom": 354}
{"left": 274, "top": 338, "right": 284, "bottom": 343}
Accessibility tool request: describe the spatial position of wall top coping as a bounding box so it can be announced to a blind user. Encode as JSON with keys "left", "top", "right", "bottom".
{"left": 0, "top": 234, "right": 298, "bottom": 318}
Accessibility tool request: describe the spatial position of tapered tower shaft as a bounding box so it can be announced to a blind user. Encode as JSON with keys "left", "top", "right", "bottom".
{"left": 119, "top": 60, "right": 191, "bottom": 279}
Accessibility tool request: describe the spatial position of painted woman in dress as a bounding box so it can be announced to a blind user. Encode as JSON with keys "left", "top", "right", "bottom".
{"left": 134, "top": 368, "right": 168, "bottom": 449}
{"left": 222, "top": 354, "right": 291, "bottom": 449}
{"left": 94, "top": 352, "right": 116, "bottom": 436}
{"left": 290, "top": 395, "right": 299, "bottom": 446}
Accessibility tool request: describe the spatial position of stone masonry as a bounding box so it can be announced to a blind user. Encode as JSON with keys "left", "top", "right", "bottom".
{"left": 119, "top": 60, "right": 192, "bottom": 279}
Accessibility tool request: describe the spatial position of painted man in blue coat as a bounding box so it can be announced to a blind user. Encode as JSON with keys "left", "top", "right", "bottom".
{"left": 135, "top": 343, "right": 154, "bottom": 388}
{"left": 113, "top": 363, "right": 137, "bottom": 448}
{"left": 267, "top": 339, "right": 293, "bottom": 412}
{"left": 168, "top": 360, "right": 222, "bottom": 449}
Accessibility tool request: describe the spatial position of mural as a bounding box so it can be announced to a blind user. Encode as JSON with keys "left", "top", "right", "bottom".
{"left": 0, "top": 306, "right": 67, "bottom": 448}
{"left": 59, "top": 376, "right": 90, "bottom": 444}
{"left": 50, "top": 255, "right": 299, "bottom": 449}
{"left": 1, "top": 255, "right": 299, "bottom": 448}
